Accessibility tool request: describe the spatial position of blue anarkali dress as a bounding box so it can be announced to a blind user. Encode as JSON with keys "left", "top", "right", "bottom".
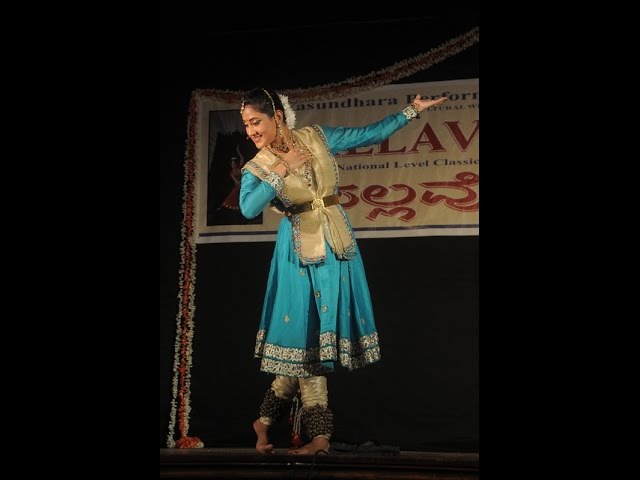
{"left": 240, "top": 111, "right": 410, "bottom": 378}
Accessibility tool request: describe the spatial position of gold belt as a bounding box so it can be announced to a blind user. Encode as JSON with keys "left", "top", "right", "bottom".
{"left": 285, "top": 194, "right": 340, "bottom": 216}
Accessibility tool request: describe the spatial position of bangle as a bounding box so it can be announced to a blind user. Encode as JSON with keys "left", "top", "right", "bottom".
{"left": 274, "top": 158, "right": 291, "bottom": 178}
{"left": 402, "top": 103, "right": 421, "bottom": 121}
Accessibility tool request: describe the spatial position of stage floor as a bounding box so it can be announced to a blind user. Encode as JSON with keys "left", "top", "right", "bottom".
{"left": 160, "top": 447, "right": 479, "bottom": 479}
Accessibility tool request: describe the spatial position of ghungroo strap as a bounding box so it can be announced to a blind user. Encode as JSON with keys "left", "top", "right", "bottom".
{"left": 259, "top": 388, "right": 293, "bottom": 423}
{"left": 301, "top": 404, "right": 334, "bottom": 440}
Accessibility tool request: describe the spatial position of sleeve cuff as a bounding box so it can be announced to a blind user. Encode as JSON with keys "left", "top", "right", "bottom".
{"left": 263, "top": 170, "right": 284, "bottom": 195}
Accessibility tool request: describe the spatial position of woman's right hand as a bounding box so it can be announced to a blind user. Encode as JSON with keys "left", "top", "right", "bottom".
{"left": 283, "top": 146, "right": 310, "bottom": 170}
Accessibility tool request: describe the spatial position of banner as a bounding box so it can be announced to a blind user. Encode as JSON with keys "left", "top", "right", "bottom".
{"left": 195, "top": 79, "right": 478, "bottom": 243}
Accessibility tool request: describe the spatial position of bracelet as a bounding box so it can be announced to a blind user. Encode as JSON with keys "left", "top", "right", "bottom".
{"left": 274, "top": 158, "right": 291, "bottom": 178}
{"left": 402, "top": 103, "right": 421, "bottom": 121}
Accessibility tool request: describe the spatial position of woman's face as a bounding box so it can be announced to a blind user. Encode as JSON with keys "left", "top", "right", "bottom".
{"left": 242, "top": 105, "right": 276, "bottom": 149}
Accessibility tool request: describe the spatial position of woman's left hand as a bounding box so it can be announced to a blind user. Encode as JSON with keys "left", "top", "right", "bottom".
{"left": 412, "top": 95, "right": 447, "bottom": 112}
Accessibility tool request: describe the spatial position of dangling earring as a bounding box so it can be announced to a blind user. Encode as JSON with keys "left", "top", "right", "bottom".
{"left": 276, "top": 121, "right": 284, "bottom": 141}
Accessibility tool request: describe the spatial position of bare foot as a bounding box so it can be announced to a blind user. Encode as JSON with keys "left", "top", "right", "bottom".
{"left": 288, "top": 436, "right": 330, "bottom": 455}
{"left": 253, "top": 419, "right": 275, "bottom": 454}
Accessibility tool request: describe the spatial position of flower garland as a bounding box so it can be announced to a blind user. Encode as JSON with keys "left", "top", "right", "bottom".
{"left": 166, "top": 26, "right": 478, "bottom": 448}
{"left": 166, "top": 94, "right": 203, "bottom": 449}
{"left": 278, "top": 93, "right": 296, "bottom": 129}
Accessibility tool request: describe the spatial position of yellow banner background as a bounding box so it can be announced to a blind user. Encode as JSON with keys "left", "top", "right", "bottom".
{"left": 196, "top": 79, "right": 478, "bottom": 243}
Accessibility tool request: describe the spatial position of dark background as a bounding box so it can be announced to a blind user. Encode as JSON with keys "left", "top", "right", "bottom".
{"left": 160, "top": 13, "right": 479, "bottom": 452}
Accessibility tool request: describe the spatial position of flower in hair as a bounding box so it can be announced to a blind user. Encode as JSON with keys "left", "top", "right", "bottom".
{"left": 278, "top": 94, "right": 296, "bottom": 129}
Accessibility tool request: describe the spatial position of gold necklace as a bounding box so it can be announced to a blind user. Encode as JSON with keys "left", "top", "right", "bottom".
{"left": 269, "top": 129, "right": 296, "bottom": 153}
{"left": 265, "top": 144, "right": 284, "bottom": 161}
{"left": 266, "top": 132, "right": 313, "bottom": 186}
{"left": 270, "top": 142, "right": 289, "bottom": 152}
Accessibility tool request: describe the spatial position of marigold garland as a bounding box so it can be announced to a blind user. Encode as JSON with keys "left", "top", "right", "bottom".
{"left": 165, "top": 26, "right": 478, "bottom": 448}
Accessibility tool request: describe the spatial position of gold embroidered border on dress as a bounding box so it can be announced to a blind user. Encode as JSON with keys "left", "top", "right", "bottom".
{"left": 254, "top": 330, "right": 380, "bottom": 375}
{"left": 339, "top": 332, "right": 381, "bottom": 370}
{"left": 340, "top": 347, "right": 381, "bottom": 370}
{"left": 260, "top": 357, "right": 332, "bottom": 377}
{"left": 320, "top": 331, "right": 336, "bottom": 346}
{"left": 320, "top": 331, "right": 338, "bottom": 360}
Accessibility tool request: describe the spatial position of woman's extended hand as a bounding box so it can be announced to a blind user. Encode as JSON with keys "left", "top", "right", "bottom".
{"left": 412, "top": 95, "right": 447, "bottom": 112}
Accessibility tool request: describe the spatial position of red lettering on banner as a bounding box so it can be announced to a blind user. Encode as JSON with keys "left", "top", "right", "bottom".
{"left": 357, "top": 184, "right": 416, "bottom": 222}
{"left": 337, "top": 184, "right": 360, "bottom": 208}
{"left": 419, "top": 172, "right": 479, "bottom": 212}
{"left": 333, "top": 121, "right": 479, "bottom": 157}
{"left": 341, "top": 146, "right": 374, "bottom": 156}
{"left": 361, "top": 184, "right": 417, "bottom": 207}
{"left": 408, "top": 123, "right": 446, "bottom": 152}
{"left": 367, "top": 207, "right": 416, "bottom": 222}
{"left": 443, "top": 121, "right": 479, "bottom": 151}
{"left": 337, "top": 171, "right": 480, "bottom": 218}
{"left": 378, "top": 138, "right": 406, "bottom": 155}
